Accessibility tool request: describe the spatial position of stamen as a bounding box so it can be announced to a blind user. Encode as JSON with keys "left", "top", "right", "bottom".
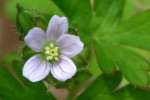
{"left": 46, "top": 56, "right": 53, "bottom": 60}
{"left": 54, "top": 57, "right": 59, "bottom": 61}
{"left": 49, "top": 43, "right": 54, "bottom": 48}
{"left": 45, "top": 50, "right": 50, "bottom": 54}
{"left": 53, "top": 52, "right": 58, "bottom": 56}
{"left": 45, "top": 47, "right": 50, "bottom": 50}
{"left": 44, "top": 43, "right": 60, "bottom": 62}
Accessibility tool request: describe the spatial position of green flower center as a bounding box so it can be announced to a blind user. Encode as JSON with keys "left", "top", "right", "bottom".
{"left": 44, "top": 43, "right": 60, "bottom": 62}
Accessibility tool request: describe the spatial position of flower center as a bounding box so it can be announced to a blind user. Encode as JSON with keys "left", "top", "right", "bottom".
{"left": 44, "top": 43, "right": 60, "bottom": 62}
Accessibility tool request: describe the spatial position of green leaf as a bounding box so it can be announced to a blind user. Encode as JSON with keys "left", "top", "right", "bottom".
{"left": 88, "top": 52, "right": 102, "bottom": 76}
{"left": 16, "top": 5, "right": 50, "bottom": 39}
{"left": 22, "top": 46, "right": 35, "bottom": 62}
{"left": 114, "top": 85, "right": 150, "bottom": 100}
{"left": 77, "top": 72, "right": 122, "bottom": 99}
{"left": 93, "top": 0, "right": 125, "bottom": 32}
{"left": 122, "top": 0, "right": 137, "bottom": 20}
{"left": 6, "top": 0, "right": 61, "bottom": 20}
{"left": 52, "top": 0, "right": 92, "bottom": 44}
{"left": 115, "top": 47, "right": 149, "bottom": 87}
{"left": 56, "top": 71, "right": 92, "bottom": 100}
{"left": 77, "top": 73, "right": 150, "bottom": 100}
{"left": 113, "top": 10, "right": 150, "bottom": 51}
{"left": 95, "top": 42, "right": 116, "bottom": 74}
{"left": 94, "top": 10, "right": 150, "bottom": 87}
{"left": 52, "top": 0, "right": 125, "bottom": 44}
{"left": 0, "top": 67, "right": 55, "bottom": 100}
{"left": 94, "top": 85, "right": 150, "bottom": 100}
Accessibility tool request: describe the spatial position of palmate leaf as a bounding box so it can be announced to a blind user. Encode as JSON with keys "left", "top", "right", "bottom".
{"left": 95, "top": 10, "right": 150, "bottom": 87}
{"left": 0, "top": 67, "right": 55, "bottom": 100}
{"left": 51, "top": 0, "right": 150, "bottom": 87}
{"left": 77, "top": 73, "right": 150, "bottom": 100}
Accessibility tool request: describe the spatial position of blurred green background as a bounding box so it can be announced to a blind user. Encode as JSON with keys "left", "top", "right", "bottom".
{"left": 0, "top": 0, "right": 150, "bottom": 100}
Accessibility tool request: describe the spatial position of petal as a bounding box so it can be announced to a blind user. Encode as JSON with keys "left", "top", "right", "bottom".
{"left": 24, "top": 27, "right": 46, "bottom": 52}
{"left": 57, "top": 34, "right": 84, "bottom": 58}
{"left": 51, "top": 56, "right": 77, "bottom": 81}
{"left": 23, "top": 55, "right": 51, "bottom": 82}
{"left": 46, "top": 15, "right": 68, "bottom": 41}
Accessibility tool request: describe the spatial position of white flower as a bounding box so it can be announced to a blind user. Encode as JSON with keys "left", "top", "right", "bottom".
{"left": 23, "top": 15, "right": 84, "bottom": 82}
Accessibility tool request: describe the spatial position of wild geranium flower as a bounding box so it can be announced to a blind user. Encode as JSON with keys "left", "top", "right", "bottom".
{"left": 23, "top": 15, "right": 84, "bottom": 82}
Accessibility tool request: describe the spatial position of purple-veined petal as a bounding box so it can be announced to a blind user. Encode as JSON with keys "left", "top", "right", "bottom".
{"left": 24, "top": 27, "right": 46, "bottom": 52}
{"left": 23, "top": 55, "right": 51, "bottom": 82}
{"left": 51, "top": 56, "right": 77, "bottom": 81}
{"left": 57, "top": 34, "right": 84, "bottom": 58}
{"left": 46, "top": 15, "right": 68, "bottom": 41}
